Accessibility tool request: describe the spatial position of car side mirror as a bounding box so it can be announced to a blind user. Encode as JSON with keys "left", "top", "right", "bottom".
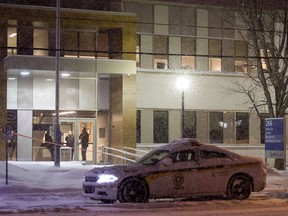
{"left": 161, "top": 158, "right": 173, "bottom": 166}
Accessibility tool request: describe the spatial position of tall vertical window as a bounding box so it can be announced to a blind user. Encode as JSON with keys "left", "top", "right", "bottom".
{"left": 209, "top": 39, "right": 222, "bottom": 71}
{"left": 234, "top": 40, "right": 248, "bottom": 73}
{"left": 183, "top": 111, "right": 196, "bottom": 138}
{"left": 7, "top": 20, "right": 17, "bottom": 55}
{"left": 136, "top": 110, "right": 141, "bottom": 143}
{"left": 153, "top": 111, "right": 168, "bottom": 143}
{"left": 136, "top": 35, "right": 140, "bottom": 67}
{"left": 97, "top": 31, "right": 108, "bottom": 59}
{"left": 209, "top": 112, "right": 223, "bottom": 143}
{"left": 33, "top": 22, "right": 48, "bottom": 56}
{"left": 153, "top": 35, "right": 168, "bottom": 69}
{"left": 236, "top": 112, "right": 249, "bottom": 144}
{"left": 79, "top": 31, "right": 96, "bottom": 58}
{"left": 181, "top": 37, "right": 195, "bottom": 70}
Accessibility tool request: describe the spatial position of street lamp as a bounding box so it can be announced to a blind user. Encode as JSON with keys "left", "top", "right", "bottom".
{"left": 176, "top": 76, "right": 189, "bottom": 138}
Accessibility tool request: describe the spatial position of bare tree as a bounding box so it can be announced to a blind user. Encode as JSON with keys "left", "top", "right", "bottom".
{"left": 230, "top": 0, "right": 288, "bottom": 118}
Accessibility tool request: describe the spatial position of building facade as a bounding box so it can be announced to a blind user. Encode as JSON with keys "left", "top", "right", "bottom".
{"left": 0, "top": 0, "right": 280, "bottom": 163}
{"left": 0, "top": 2, "right": 137, "bottom": 163}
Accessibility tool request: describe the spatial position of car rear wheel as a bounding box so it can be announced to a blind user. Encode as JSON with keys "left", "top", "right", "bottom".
{"left": 118, "top": 178, "right": 149, "bottom": 203}
{"left": 227, "top": 175, "right": 252, "bottom": 200}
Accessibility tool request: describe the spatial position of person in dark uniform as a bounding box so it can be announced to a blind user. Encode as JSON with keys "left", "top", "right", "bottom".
{"left": 45, "top": 130, "right": 54, "bottom": 161}
{"left": 79, "top": 128, "right": 89, "bottom": 164}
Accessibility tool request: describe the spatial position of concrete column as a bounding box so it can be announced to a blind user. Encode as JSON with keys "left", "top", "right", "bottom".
{"left": 17, "top": 110, "right": 33, "bottom": 161}
{"left": 110, "top": 75, "right": 137, "bottom": 150}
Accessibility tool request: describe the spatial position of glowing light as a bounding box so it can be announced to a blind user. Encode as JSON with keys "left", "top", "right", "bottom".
{"left": 97, "top": 174, "right": 118, "bottom": 184}
{"left": 176, "top": 76, "right": 189, "bottom": 90}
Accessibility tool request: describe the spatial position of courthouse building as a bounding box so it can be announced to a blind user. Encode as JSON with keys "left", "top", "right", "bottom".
{"left": 0, "top": 0, "right": 272, "bottom": 163}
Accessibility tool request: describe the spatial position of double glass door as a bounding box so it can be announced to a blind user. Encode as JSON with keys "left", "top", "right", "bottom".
{"left": 60, "top": 119, "right": 96, "bottom": 163}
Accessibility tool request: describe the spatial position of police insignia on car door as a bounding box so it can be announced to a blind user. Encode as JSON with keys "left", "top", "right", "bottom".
{"left": 173, "top": 174, "right": 184, "bottom": 189}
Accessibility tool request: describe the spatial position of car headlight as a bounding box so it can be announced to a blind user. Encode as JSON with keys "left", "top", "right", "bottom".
{"left": 97, "top": 174, "right": 118, "bottom": 183}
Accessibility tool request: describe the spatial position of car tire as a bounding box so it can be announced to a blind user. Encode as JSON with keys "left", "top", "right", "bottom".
{"left": 227, "top": 175, "right": 252, "bottom": 200}
{"left": 118, "top": 178, "right": 149, "bottom": 203}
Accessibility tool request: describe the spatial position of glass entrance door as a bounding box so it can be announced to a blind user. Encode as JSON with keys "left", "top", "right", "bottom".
{"left": 60, "top": 119, "right": 96, "bottom": 163}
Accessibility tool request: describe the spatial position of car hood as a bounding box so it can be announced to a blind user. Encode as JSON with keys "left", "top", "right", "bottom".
{"left": 85, "top": 163, "right": 145, "bottom": 176}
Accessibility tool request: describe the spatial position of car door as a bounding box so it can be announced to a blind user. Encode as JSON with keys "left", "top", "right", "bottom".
{"left": 195, "top": 148, "right": 234, "bottom": 195}
{"left": 147, "top": 148, "right": 199, "bottom": 198}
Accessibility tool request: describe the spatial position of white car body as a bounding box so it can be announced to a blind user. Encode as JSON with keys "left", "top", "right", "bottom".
{"left": 82, "top": 138, "right": 266, "bottom": 203}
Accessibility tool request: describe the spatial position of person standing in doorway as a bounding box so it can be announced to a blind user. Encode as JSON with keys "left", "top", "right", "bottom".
{"left": 79, "top": 128, "right": 89, "bottom": 164}
{"left": 65, "top": 130, "right": 74, "bottom": 160}
{"left": 45, "top": 130, "right": 54, "bottom": 161}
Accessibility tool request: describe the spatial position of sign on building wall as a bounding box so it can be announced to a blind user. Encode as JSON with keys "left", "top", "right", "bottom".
{"left": 265, "top": 118, "right": 286, "bottom": 159}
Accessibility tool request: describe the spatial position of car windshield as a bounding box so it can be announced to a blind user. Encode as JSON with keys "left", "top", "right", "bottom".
{"left": 135, "top": 149, "right": 170, "bottom": 165}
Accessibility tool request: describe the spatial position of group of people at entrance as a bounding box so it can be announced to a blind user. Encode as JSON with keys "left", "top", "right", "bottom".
{"left": 43, "top": 128, "right": 89, "bottom": 163}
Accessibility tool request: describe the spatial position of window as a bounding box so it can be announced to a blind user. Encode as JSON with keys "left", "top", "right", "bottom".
{"left": 209, "top": 112, "right": 223, "bottom": 143}
{"left": 97, "top": 31, "right": 108, "bottom": 59}
{"left": 153, "top": 35, "right": 168, "bottom": 70}
{"left": 181, "top": 37, "right": 195, "bottom": 70}
{"left": 236, "top": 112, "right": 249, "bottom": 144}
{"left": 170, "top": 150, "right": 196, "bottom": 163}
{"left": 154, "top": 59, "right": 168, "bottom": 69}
{"left": 208, "top": 39, "right": 222, "bottom": 71}
{"left": 33, "top": 22, "right": 48, "bottom": 56}
{"left": 235, "top": 59, "right": 248, "bottom": 73}
{"left": 209, "top": 58, "right": 221, "bottom": 71}
{"left": 136, "top": 35, "right": 140, "bottom": 67}
{"left": 7, "top": 20, "right": 17, "bottom": 55}
{"left": 200, "top": 150, "right": 227, "bottom": 159}
{"left": 153, "top": 111, "right": 168, "bottom": 143}
{"left": 183, "top": 111, "right": 196, "bottom": 138}
{"left": 234, "top": 41, "right": 248, "bottom": 72}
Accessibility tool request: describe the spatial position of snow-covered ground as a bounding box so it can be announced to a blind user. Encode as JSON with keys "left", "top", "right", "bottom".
{"left": 0, "top": 161, "right": 288, "bottom": 215}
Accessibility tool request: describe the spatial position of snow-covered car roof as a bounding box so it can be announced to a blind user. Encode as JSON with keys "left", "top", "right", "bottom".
{"left": 156, "top": 138, "right": 241, "bottom": 158}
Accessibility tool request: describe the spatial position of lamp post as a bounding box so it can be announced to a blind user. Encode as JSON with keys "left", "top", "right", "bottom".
{"left": 54, "top": 0, "right": 61, "bottom": 167}
{"left": 176, "top": 77, "right": 189, "bottom": 138}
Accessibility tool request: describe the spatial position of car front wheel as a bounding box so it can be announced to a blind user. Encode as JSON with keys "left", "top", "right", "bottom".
{"left": 227, "top": 175, "right": 252, "bottom": 200}
{"left": 118, "top": 178, "right": 149, "bottom": 203}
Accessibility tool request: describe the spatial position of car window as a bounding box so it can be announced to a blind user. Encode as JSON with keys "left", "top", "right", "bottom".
{"left": 200, "top": 150, "right": 227, "bottom": 160}
{"left": 170, "top": 150, "right": 196, "bottom": 163}
{"left": 136, "top": 149, "right": 170, "bottom": 165}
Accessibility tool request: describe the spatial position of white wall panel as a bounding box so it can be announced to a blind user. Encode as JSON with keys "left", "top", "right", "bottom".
{"left": 154, "top": 5, "right": 169, "bottom": 34}
{"left": 60, "top": 79, "right": 79, "bottom": 110}
{"left": 33, "top": 78, "right": 55, "bottom": 109}
{"left": 137, "top": 72, "right": 265, "bottom": 111}
{"left": 98, "top": 79, "right": 110, "bottom": 110}
{"left": 196, "top": 8, "right": 208, "bottom": 37}
{"left": 7, "top": 78, "right": 18, "bottom": 109}
{"left": 79, "top": 79, "right": 96, "bottom": 110}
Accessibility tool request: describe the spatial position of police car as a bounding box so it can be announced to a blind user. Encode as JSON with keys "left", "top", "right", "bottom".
{"left": 82, "top": 138, "right": 266, "bottom": 203}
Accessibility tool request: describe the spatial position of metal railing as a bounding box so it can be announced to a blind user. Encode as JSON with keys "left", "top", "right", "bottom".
{"left": 101, "top": 146, "right": 146, "bottom": 164}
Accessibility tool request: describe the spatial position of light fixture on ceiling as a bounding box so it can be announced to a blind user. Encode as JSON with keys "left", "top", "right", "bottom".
{"left": 20, "top": 71, "right": 30, "bottom": 76}
{"left": 9, "top": 33, "right": 17, "bottom": 38}
{"left": 61, "top": 73, "right": 71, "bottom": 77}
